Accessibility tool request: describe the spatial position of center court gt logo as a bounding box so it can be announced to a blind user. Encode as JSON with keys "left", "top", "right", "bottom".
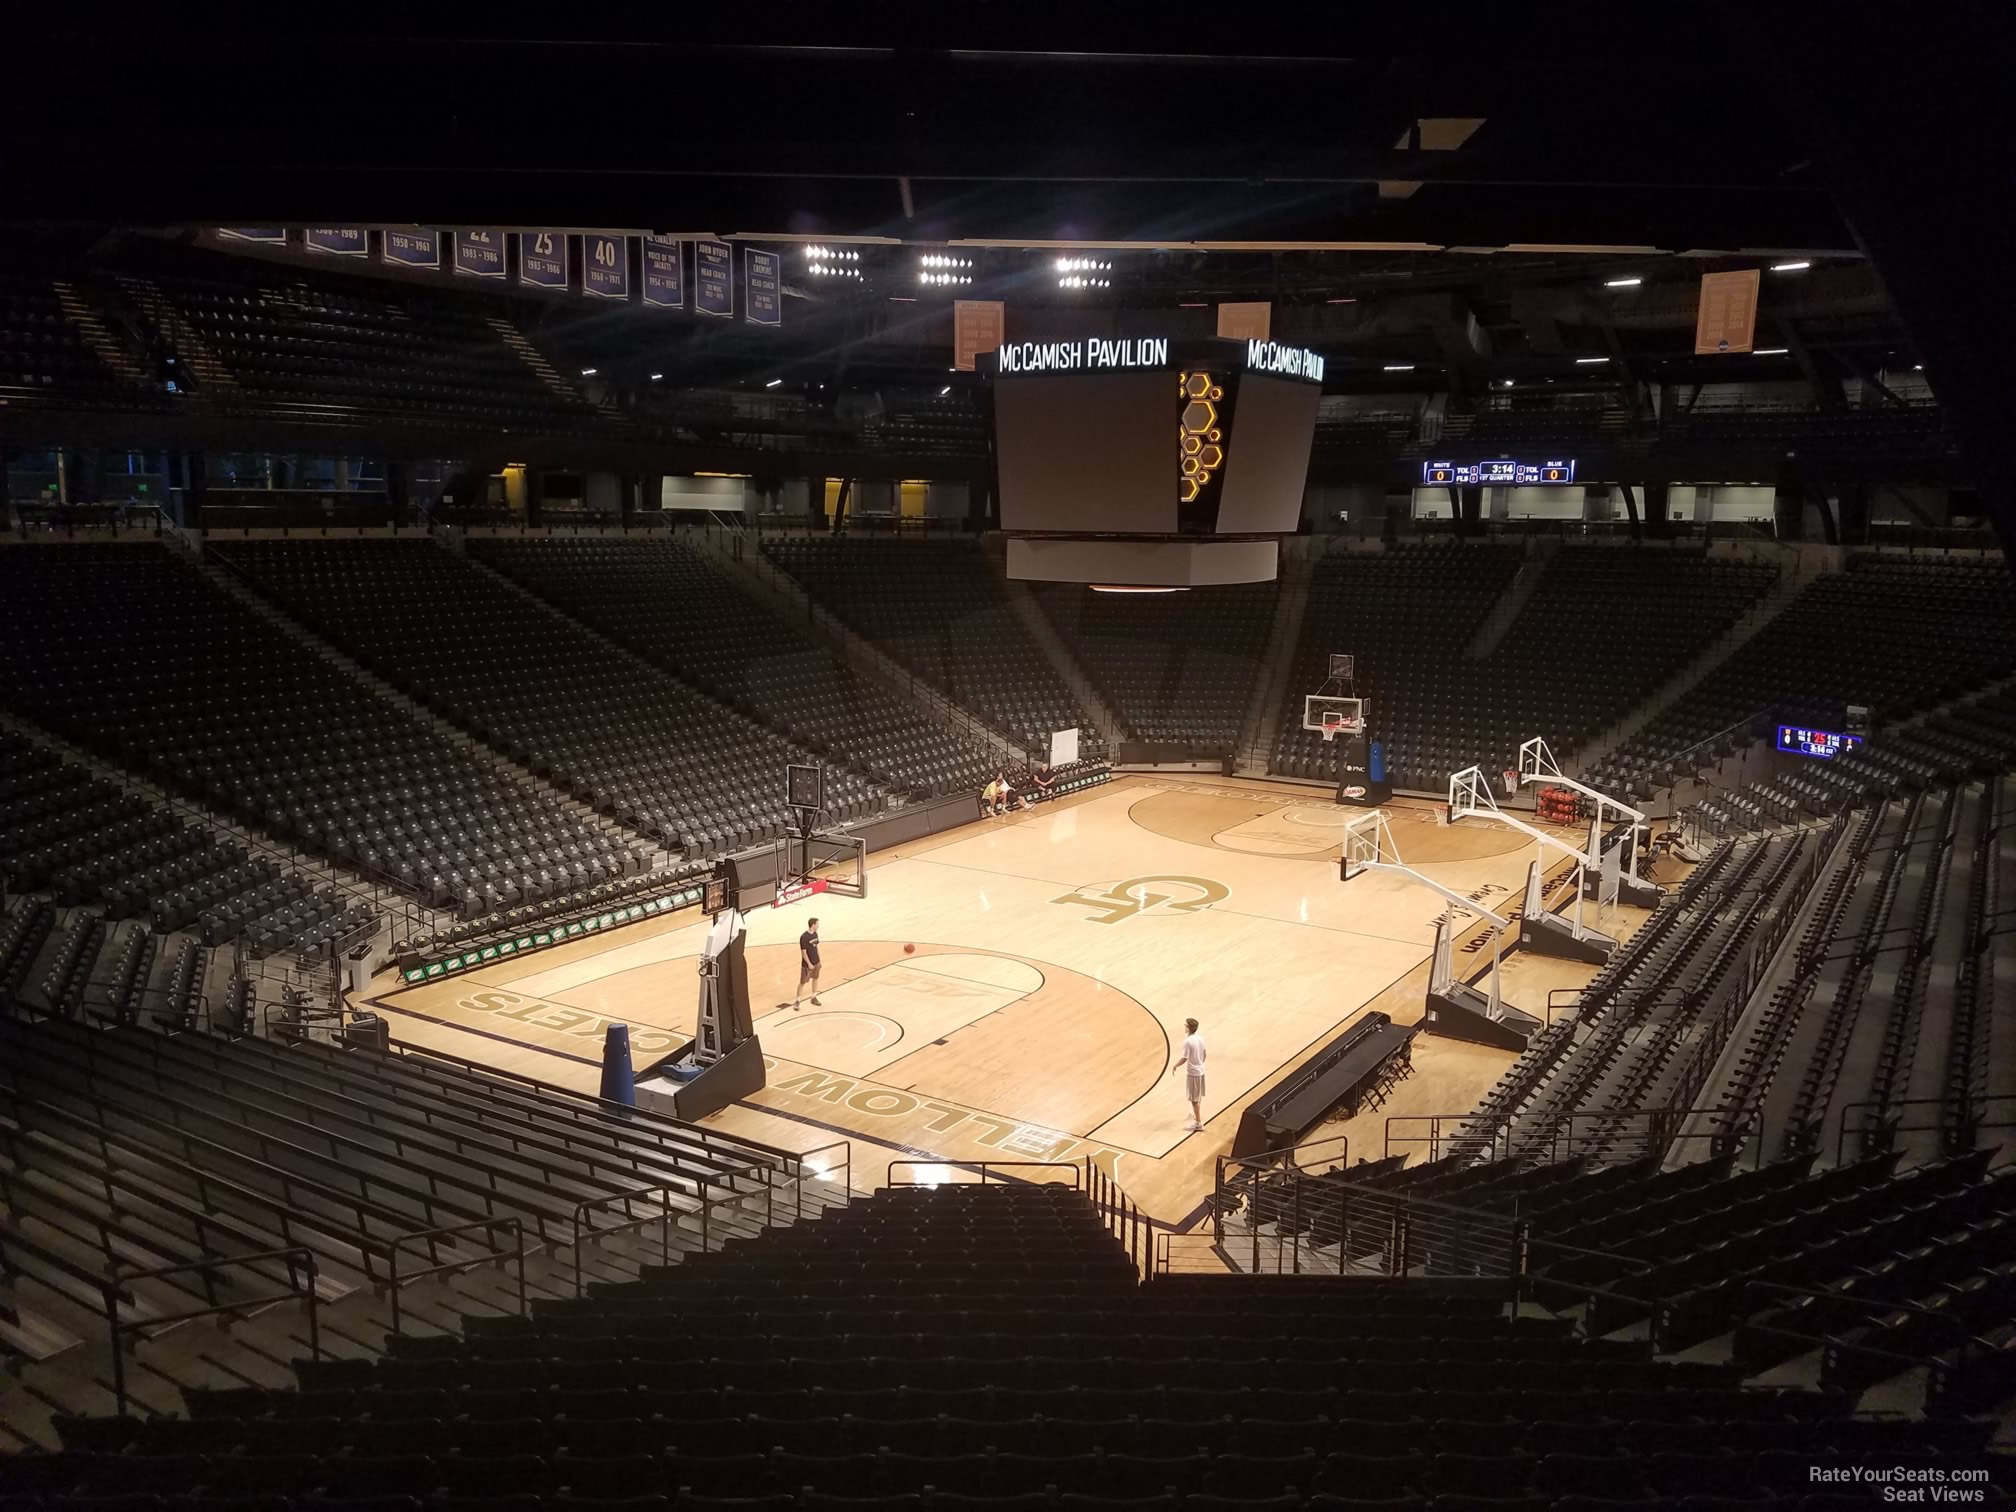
{"left": 1050, "top": 874, "right": 1230, "bottom": 926}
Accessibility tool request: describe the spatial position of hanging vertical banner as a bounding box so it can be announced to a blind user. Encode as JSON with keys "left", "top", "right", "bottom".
{"left": 1695, "top": 267, "right": 1761, "bottom": 354}
{"left": 744, "top": 248, "right": 781, "bottom": 326}
{"left": 517, "top": 231, "right": 569, "bottom": 289}
{"left": 382, "top": 228, "right": 441, "bottom": 269}
{"left": 217, "top": 228, "right": 287, "bottom": 245}
{"left": 953, "top": 300, "right": 1006, "bottom": 371}
{"left": 453, "top": 229, "right": 506, "bottom": 279}
{"left": 695, "top": 239, "right": 734, "bottom": 318}
{"left": 304, "top": 228, "right": 368, "bottom": 258}
{"left": 1217, "top": 301, "right": 1272, "bottom": 342}
{"left": 642, "top": 234, "right": 684, "bottom": 309}
{"left": 583, "top": 234, "right": 630, "bottom": 300}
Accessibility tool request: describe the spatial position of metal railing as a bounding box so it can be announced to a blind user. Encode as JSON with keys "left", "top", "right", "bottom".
{"left": 569, "top": 1183, "right": 685, "bottom": 1297}
{"left": 790, "top": 1139, "right": 852, "bottom": 1218}
{"left": 383, "top": 1034, "right": 802, "bottom": 1180}
{"left": 885, "top": 1159, "right": 1083, "bottom": 1187}
{"left": 1083, "top": 1157, "right": 1151, "bottom": 1279}
{"left": 1834, "top": 1093, "right": 2016, "bottom": 1167}
{"left": 103, "top": 1246, "right": 320, "bottom": 1415}
{"left": 1738, "top": 1276, "right": 2002, "bottom": 1405}
{"left": 387, "top": 1216, "right": 525, "bottom": 1335}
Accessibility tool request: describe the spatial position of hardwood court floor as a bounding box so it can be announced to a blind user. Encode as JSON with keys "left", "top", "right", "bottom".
{"left": 362, "top": 776, "right": 1668, "bottom": 1229}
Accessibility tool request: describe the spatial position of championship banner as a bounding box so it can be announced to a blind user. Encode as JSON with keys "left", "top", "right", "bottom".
{"left": 304, "top": 228, "right": 368, "bottom": 258}
{"left": 382, "top": 228, "right": 440, "bottom": 269}
{"left": 1217, "top": 301, "right": 1272, "bottom": 341}
{"left": 1695, "top": 267, "right": 1761, "bottom": 354}
{"left": 517, "top": 231, "right": 568, "bottom": 290}
{"left": 453, "top": 229, "right": 506, "bottom": 279}
{"left": 953, "top": 300, "right": 1005, "bottom": 371}
{"left": 643, "top": 234, "right": 684, "bottom": 309}
{"left": 695, "top": 239, "right": 734, "bottom": 318}
{"left": 744, "top": 247, "right": 781, "bottom": 326}
{"left": 583, "top": 234, "right": 630, "bottom": 300}
{"left": 217, "top": 228, "right": 287, "bottom": 245}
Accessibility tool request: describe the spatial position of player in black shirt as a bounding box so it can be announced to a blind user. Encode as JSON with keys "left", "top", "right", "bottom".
{"left": 793, "top": 917, "right": 822, "bottom": 1009}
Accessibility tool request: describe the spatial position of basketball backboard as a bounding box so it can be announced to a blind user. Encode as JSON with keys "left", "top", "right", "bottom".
{"left": 1303, "top": 694, "right": 1365, "bottom": 741}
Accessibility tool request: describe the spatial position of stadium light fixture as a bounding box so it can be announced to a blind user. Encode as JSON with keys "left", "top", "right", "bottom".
{"left": 1574, "top": 356, "right": 1610, "bottom": 365}
{"left": 649, "top": 372, "right": 663, "bottom": 381}
{"left": 1382, "top": 364, "right": 1415, "bottom": 372}
{"left": 1769, "top": 260, "right": 1811, "bottom": 272}
{"left": 1752, "top": 347, "right": 1789, "bottom": 356}
{"left": 765, "top": 378, "right": 782, "bottom": 388}
{"left": 1603, "top": 276, "right": 1642, "bottom": 288}
{"left": 580, "top": 367, "right": 597, "bottom": 376}
{"left": 939, "top": 385, "right": 951, "bottom": 395}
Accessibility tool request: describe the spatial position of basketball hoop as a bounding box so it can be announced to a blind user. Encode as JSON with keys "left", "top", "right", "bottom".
{"left": 1319, "top": 712, "right": 1348, "bottom": 743}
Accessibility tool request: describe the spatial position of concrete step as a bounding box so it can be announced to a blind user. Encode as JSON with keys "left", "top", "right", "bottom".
{"left": 695, "top": 531, "right": 1024, "bottom": 765}
{"left": 1241, "top": 544, "right": 1317, "bottom": 773}
{"left": 1002, "top": 576, "right": 1124, "bottom": 754}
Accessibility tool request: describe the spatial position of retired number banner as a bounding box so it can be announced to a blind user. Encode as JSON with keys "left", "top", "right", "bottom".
{"left": 381, "top": 228, "right": 441, "bottom": 269}
{"left": 304, "top": 228, "right": 368, "bottom": 257}
{"left": 518, "top": 231, "right": 569, "bottom": 290}
{"left": 584, "top": 234, "right": 630, "bottom": 300}
{"left": 453, "top": 230, "right": 506, "bottom": 279}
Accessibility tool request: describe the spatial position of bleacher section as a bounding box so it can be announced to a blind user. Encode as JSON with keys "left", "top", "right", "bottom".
{"left": 1274, "top": 542, "right": 1523, "bottom": 788}
{"left": 1037, "top": 580, "right": 1278, "bottom": 754}
{"left": 762, "top": 538, "right": 1103, "bottom": 759}
{"left": 0, "top": 1014, "right": 808, "bottom": 1426}
{"left": 13, "top": 1176, "right": 2009, "bottom": 1507}
{"left": 1, "top": 730, "right": 374, "bottom": 967}
{"left": 471, "top": 537, "right": 993, "bottom": 796}
{"left": 0, "top": 544, "right": 645, "bottom": 922}
{"left": 210, "top": 539, "right": 880, "bottom": 856}
{"left": 149, "top": 272, "right": 595, "bottom": 431}
{"left": 1275, "top": 544, "right": 1775, "bottom": 793}
{"left": 1688, "top": 681, "right": 2016, "bottom": 838}
{"left": 1460, "top": 829, "right": 1827, "bottom": 1165}
{"left": 1593, "top": 554, "right": 2016, "bottom": 802}
{"left": 1736, "top": 780, "right": 2011, "bottom": 1167}
{"left": 0, "top": 274, "right": 120, "bottom": 401}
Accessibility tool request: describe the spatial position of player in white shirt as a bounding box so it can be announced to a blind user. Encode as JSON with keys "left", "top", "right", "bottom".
{"left": 1168, "top": 1018, "right": 1207, "bottom": 1132}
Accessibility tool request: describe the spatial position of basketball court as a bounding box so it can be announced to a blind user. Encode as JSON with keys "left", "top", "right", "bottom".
{"left": 361, "top": 772, "right": 1668, "bottom": 1229}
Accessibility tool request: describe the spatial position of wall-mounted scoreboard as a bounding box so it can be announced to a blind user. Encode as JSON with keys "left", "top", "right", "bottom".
{"left": 1421, "top": 459, "right": 1578, "bottom": 486}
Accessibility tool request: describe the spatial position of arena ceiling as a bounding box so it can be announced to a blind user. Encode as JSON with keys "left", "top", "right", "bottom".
{"left": 7, "top": 7, "right": 2012, "bottom": 560}
{"left": 7, "top": 14, "right": 1854, "bottom": 253}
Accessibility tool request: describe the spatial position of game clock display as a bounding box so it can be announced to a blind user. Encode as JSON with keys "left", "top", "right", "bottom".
{"left": 1421, "top": 459, "right": 1577, "bottom": 486}
{"left": 1777, "top": 725, "right": 1863, "bottom": 760}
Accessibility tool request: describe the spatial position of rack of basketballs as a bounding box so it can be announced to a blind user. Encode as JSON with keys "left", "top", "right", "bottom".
{"left": 1535, "top": 783, "right": 1586, "bottom": 826}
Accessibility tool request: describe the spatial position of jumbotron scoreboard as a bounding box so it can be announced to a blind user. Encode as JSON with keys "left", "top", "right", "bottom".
{"left": 984, "top": 335, "right": 1324, "bottom": 586}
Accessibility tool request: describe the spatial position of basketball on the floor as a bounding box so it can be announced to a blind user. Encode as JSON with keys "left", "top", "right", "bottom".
{"left": 904, "top": 943, "right": 916, "bottom": 954}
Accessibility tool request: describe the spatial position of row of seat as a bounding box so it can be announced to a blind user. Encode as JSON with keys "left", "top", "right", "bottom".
{"left": 766, "top": 539, "right": 1102, "bottom": 762}
{"left": 212, "top": 539, "right": 879, "bottom": 857}
{"left": 0, "top": 544, "right": 645, "bottom": 921}
{"left": 471, "top": 537, "right": 995, "bottom": 797}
